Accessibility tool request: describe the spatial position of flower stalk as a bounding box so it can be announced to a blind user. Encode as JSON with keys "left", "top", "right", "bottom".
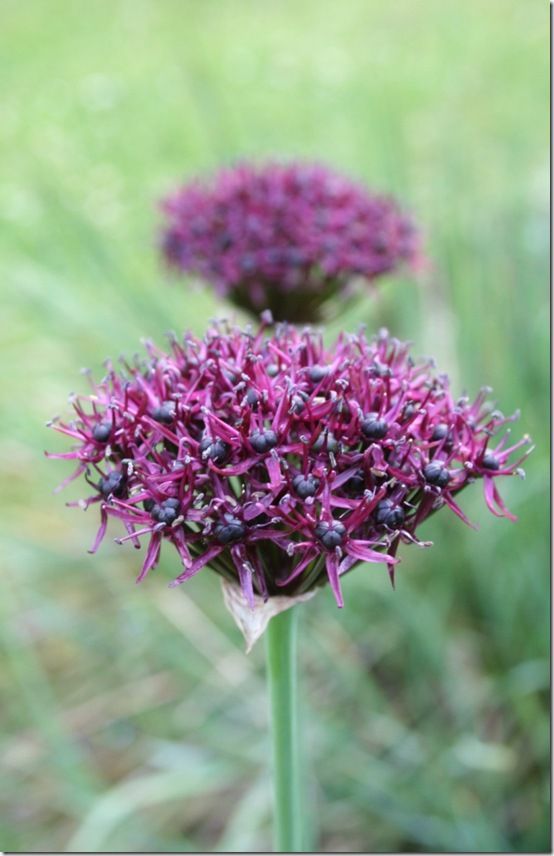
{"left": 266, "top": 607, "right": 302, "bottom": 853}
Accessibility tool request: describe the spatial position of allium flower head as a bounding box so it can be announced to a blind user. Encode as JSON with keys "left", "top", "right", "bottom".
{"left": 160, "top": 162, "right": 421, "bottom": 323}
{"left": 48, "top": 317, "right": 530, "bottom": 609}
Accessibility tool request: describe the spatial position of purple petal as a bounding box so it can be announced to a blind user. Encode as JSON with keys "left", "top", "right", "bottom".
{"left": 169, "top": 545, "right": 224, "bottom": 587}
{"left": 137, "top": 532, "right": 162, "bottom": 582}
{"left": 346, "top": 540, "right": 398, "bottom": 566}
{"left": 325, "top": 554, "right": 344, "bottom": 608}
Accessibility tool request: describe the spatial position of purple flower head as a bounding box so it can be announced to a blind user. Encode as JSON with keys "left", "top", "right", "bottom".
{"left": 48, "top": 318, "right": 530, "bottom": 608}
{"left": 160, "top": 162, "right": 422, "bottom": 323}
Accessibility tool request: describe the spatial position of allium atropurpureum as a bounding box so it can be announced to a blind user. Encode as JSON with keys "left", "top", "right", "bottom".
{"left": 48, "top": 319, "right": 530, "bottom": 608}
{"left": 160, "top": 162, "right": 421, "bottom": 323}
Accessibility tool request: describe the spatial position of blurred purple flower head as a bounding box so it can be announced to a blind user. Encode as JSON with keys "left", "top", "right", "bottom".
{"left": 48, "top": 317, "right": 530, "bottom": 608}
{"left": 160, "top": 162, "right": 422, "bottom": 322}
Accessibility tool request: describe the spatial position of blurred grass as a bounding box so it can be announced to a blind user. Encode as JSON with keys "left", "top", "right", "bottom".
{"left": 0, "top": 0, "right": 549, "bottom": 851}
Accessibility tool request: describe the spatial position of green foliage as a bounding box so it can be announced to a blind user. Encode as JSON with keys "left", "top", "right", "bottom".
{"left": 0, "top": 0, "right": 548, "bottom": 851}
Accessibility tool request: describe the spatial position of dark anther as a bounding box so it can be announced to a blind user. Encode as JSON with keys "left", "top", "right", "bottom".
{"left": 482, "top": 452, "right": 500, "bottom": 470}
{"left": 151, "top": 498, "right": 180, "bottom": 525}
{"left": 266, "top": 248, "right": 282, "bottom": 265}
{"left": 308, "top": 365, "right": 329, "bottom": 383}
{"left": 315, "top": 520, "right": 346, "bottom": 550}
{"left": 292, "top": 474, "right": 319, "bottom": 499}
{"left": 249, "top": 429, "right": 278, "bottom": 454}
{"left": 164, "top": 497, "right": 181, "bottom": 510}
{"left": 375, "top": 499, "right": 405, "bottom": 528}
{"left": 267, "top": 364, "right": 279, "bottom": 378}
{"left": 344, "top": 469, "right": 366, "bottom": 495}
{"left": 92, "top": 422, "right": 111, "bottom": 442}
{"left": 423, "top": 461, "right": 450, "bottom": 487}
{"left": 361, "top": 414, "right": 388, "bottom": 440}
{"left": 214, "top": 514, "right": 246, "bottom": 545}
{"left": 246, "top": 388, "right": 259, "bottom": 407}
{"left": 99, "top": 470, "right": 126, "bottom": 498}
{"left": 373, "top": 236, "right": 388, "bottom": 253}
{"left": 290, "top": 395, "right": 305, "bottom": 414}
{"left": 312, "top": 431, "right": 338, "bottom": 453}
{"left": 200, "top": 437, "right": 231, "bottom": 465}
{"left": 218, "top": 232, "right": 232, "bottom": 251}
{"left": 402, "top": 403, "right": 417, "bottom": 420}
{"left": 143, "top": 498, "right": 155, "bottom": 512}
{"left": 431, "top": 423, "right": 449, "bottom": 441}
{"left": 371, "top": 362, "right": 391, "bottom": 378}
{"left": 240, "top": 255, "right": 256, "bottom": 273}
{"left": 152, "top": 401, "right": 176, "bottom": 424}
{"left": 287, "top": 248, "right": 305, "bottom": 265}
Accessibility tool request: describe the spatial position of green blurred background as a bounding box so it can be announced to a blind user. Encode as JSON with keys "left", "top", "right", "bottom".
{"left": 0, "top": 0, "right": 549, "bottom": 852}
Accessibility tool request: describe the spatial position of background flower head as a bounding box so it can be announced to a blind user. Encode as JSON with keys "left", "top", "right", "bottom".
{"left": 48, "top": 318, "right": 530, "bottom": 609}
{"left": 160, "top": 162, "right": 422, "bottom": 322}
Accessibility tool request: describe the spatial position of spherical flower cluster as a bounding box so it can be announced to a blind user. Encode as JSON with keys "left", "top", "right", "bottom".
{"left": 160, "top": 162, "right": 421, "bottom": 323}
{"left": 48, "top": 318, "right": 530, "bottom": 608}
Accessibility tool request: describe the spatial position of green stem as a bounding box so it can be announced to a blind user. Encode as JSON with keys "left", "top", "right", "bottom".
{"left": 265, "top": 606, "right": 302, "bottom": 852}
